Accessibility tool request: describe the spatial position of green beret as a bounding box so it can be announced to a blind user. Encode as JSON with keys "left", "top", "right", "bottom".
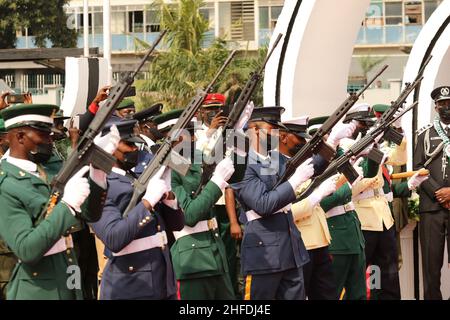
{"left": 117, "top": 98, "right": 135, "bottom": 110}
{"left": 0, "top": 104, "right": 59, "bottom": 130}
{"left": 307, "top": 116, "right": 329, "bottom": 136}
{"left": 372, "top": 104, "right": 390, "bottom": 114}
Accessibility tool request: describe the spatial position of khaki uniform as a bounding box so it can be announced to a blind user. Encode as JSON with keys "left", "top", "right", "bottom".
{"left": 292, "top": 199, "right": 331, "bottom": 250}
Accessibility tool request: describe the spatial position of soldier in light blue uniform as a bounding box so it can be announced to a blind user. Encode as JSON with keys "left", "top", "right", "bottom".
{"left": 232, "top": 107, "right": 316, "bottom": 300}
{"left": 90, "top": 118, "right": 185, "bottom": 300}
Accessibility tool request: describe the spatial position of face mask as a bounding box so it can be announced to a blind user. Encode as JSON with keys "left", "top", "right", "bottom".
{"left": 27, "top": 143, "right": 53, "bottom": 164}
{"left": 119, "top": 150, "right": 139, "bottom": 171}
{"left": 289, "top": 143, "right": 305, "bottom": 157}
{"left": 438, "top": 106, "right": 450, "bottom": 122}
{"left": 205, "top": 111, "right": 219, "bottom": 126}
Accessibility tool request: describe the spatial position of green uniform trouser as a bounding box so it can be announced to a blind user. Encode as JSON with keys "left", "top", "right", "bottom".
{"left": 178, "top": 274, "right": 235, "bottom": 300}
{"left": 214, "top": 205, "right": 240, "bottom": 298}
{"left": 331, "top": 251, "right": 367, "bottom": 300}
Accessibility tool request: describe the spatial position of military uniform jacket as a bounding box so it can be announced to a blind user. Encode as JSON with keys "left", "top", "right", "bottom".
{"left": 90, "top": 171, "right": 184, "bottom": 300}
{"left": 233, "top": 150, "right": 309, "bottom": 276}
{"left": 171, "top": 162, "right": 230, "bottom": 280}
{"left": 0, "top": 157, "right": 106, "bottom": 300}
{"left": 320, "top": 183, "right": 365, "bottom": 255}
{"left": 414, "top": 125, "right": 450, "bottom": 213}
{"left": 291, "top": 198, "right": 331, "bottom": 250}
{"left": 353, "top": 162, "right": 410, "bottom": 231}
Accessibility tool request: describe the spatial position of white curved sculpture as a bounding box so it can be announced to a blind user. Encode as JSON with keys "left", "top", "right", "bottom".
{"left": 402, "top": 0, "right": 450, "bottom": 169}
{"left": 60, "top": 57, "right": 109, "bottom": 118}
{"left": 263, "top": 0, "right": 370, "bottom": 120}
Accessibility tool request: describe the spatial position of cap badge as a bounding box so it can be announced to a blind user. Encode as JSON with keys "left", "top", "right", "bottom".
{"left": 440, "top": 87, "right": 449, "bottom": 96}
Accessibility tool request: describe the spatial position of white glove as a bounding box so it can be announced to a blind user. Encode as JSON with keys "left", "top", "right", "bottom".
{"left": 393, "top": 107, "right": 404, "bottom": 128}
{"left": 142, "top": 166, "right": 170, "bottom": 208}
{"left": 160, "top": 168, "right": 178, "bottom": 208}
{"left": 407, "top": 171, "right": 429, "bottom": 190}
{"left": 62, "top": 166, "right": 91, "bottom": 214}
{"left": 211, "top": 157, "right": 235, "bottom": 190}
{"left": 308, "top": 174, "right": 339, "bottom": 207}
{"left": 235, "top": 101, "right": 254, "bottom": 130}
{"left": 94, "top": 124, "right": 120, "bottom": 155}
{"left": 288, "top": 158, "right": 314, "bottom": 191}
{"left": 327, "top": 122, "right": 357, "bottom": 148}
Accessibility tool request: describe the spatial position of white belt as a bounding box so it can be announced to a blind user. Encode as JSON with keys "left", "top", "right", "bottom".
{"left": 44, "top": 236, "right": 73, "bottom": 257}
{"left": 113, "top": 231, "right": 168, "bottom": 257}
{"left": 245, "top": 205, "right": 291, "bottom": 222}
{"left": 353, "top": 188, "right": 393, "bottom": 202}
{"left": 173, "top": 218, "right": 218, "bottom": 240}
{"left": 326, "top": 202, "right": 355, "bottom": 219}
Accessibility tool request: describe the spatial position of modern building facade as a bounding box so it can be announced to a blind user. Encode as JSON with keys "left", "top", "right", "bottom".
{"left": 1, "top": 0, "right": 445, "bottom": 97}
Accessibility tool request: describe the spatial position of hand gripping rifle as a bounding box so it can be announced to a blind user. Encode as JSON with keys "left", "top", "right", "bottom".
{"left": 122, "top": 50, "right": 237, "bottom": 217}
{"left": 272, "top": 64, "right": 389, "bottom": 189}
{"left": 192, "top": 34, "right": 284, "bottom": 197}
{"left": 44, "top": 30, "right": 167, "bottom": 217}
{"left": 295, "top": 55, "right": 432, "bottom": 200}
{"left": 297, "top": 101, "right": 418, "bottom": 201}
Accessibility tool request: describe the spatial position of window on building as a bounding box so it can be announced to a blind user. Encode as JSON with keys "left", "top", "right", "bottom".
{"left": 145, "top": 9, "right": 160, "bottom": 32}
{"left": 128, "top": 11, "right": 144, "bottom": 33}
{"left": 404, "top": 1, "right": 422, "bottom": 25}
{"left": 78, "top": 13, "right": 92, "bottom": 33}
{"left": 259, "top": 5, "right": 282, "bottom": 30}
{"left": 365, "top": 0, "right": 383, "bottom": 26}
{"left": 112, "top": 11, "right": 126, "bottom": 34}
{"left": 270, "top": 6, "right": 282, "bottom": 29}
{"left": 259, "top": 6, "right": 269, "bottom": 29}
{"left": 93, "top": 12, "right": 103, "bottom": 34}
{"left": 424, "top": 0, "right": 442, "bottom": 22}
{"left": 385, "top": 1, "right": 403, "bottom": 25}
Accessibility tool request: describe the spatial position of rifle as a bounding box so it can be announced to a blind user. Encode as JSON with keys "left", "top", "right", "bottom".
{"left": 298, "top": 101, "right": 418, "bottom": 201}
{"left": 45, "top": 30, "right": 167, "bottom": 217}
{"left": 272, "top": 64, "right": 389, "bottom": 189}
{"left": 122, "top": 49, "right": 237, "bottom": 217}
{"left": 193, "top": 33, "right": 284, "bottom": 197}
{"left": 371, "top": 55, "right": 432, "bottom": 146}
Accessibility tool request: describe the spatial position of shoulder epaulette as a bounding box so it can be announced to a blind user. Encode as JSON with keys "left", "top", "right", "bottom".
{"left": 416, "top": 123, "right": 433, "bottom": 136}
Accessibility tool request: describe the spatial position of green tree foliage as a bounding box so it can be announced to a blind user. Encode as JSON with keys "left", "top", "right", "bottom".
{"left": 0, "top": 0, "right": 77, "bottom": 49}
{"left": 135, "top": 0, "right": 266, "bottom": 111}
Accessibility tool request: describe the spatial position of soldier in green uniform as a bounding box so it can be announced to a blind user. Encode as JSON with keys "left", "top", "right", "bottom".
{"left": 311, "top": 113, "right": 379, "bottom": 300}
{"left": 170, "top": 125, "right": 235, "bottom": 300}
{"left": 0, "top": 117, "right": 17, "bottom": 300}
{"left": 116, "top": 99, "right": 136, "bottom": 119}
{"left": 0, "top": 103, "right": 119, "bottom": 300}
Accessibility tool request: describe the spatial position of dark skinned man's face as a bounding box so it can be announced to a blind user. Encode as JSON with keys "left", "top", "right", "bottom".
{"left": 117, "top": 107, "right": 136, "bottom": 119}
{"left": 285, "top": 132, "right": 306, "bottom": 157}
{"left": 6, "top": 126, "right": 53, "bottom": 162}
{"left": 247, "top": 121, "right": 279, "bottom": 156}
{"left": 113, "top": 140, "right": 138, "bottom": 164}
{"left": 435, "top": 99, "right": 450, "bottom": 124}
{"left": 199, "top": 106, "right": 221, "bottom": 126}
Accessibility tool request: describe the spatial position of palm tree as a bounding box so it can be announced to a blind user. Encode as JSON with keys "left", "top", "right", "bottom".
{"left": 134, "top": 0, "right": 267, "bottom": 111}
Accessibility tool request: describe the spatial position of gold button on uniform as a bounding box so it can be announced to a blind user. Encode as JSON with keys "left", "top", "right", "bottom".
{"left": 66, "top": 249, "right": 71, "bottom": 255}
{"left": 128, "top": 266, "right": 134, "bottom": 272}
{"left": 68, "top": 258, "right": 73, "bottom": 263}
{"left": 32, "top": 272, "right": 38, "bottom": 277}
{"left": 19, "top": 171, "right": 26, "bottom": 177}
